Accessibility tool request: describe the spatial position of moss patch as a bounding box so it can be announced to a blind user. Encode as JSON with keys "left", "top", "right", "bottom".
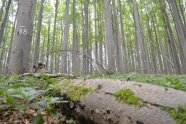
{"left": 57, "top": 80, "right": 95, "bottom": 101}
{"left": 170, "top": 107, "right": 186, "bottom": 124}
{"left": 161, "top": 106, "right": 186, "bottom": 124}
{"left": 114, "top": 89, "right": 139, "bottom": 105}
{"left": 67, "top": 85, "right": 94, "bottom": 101}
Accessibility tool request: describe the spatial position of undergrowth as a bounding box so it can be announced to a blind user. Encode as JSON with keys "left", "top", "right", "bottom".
{"left": 0, "top": 74, "right": 77, "bottom": 124}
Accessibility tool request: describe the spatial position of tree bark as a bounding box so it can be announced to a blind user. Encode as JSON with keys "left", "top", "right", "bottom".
{"left": 61, "top": 79, "right": 186, "bottom": 124}
{"left": 8, "top": 0, "right": 36, "bottom": 74}
{"left": 61, "top": 0, "right": 70, "bottom": 74}
{"left": 0, "top": 0, "right": 6, "bottom": 22}
{"left": 104, "top": 0, "right": 116, "bottom": 73}
{"left": 82, "top": 0, "right": 89, "bottom": 75}
{"left": 50, "top": 0, "right": 58, "bottom": 73}
{"left": 112, "top": 0, "right": 124, "bottom": 73}
{"left": 32, "top": 0, "right": 45, "bottom": 66}
{"left": 0, "top": 0, "right": 11, "bottom": 46}
{"left": 5, "top": 2, "right": 19, "bottom": 74}
{"left": 132, "top": 0, "right": 148, "bottom": 74}
{"left": 167, "top": 0, "right": 186, "bottom": 67}
{"left": 119, "top": 0, "right": 128, "bottom": 73}
{"left": 72, "top": 0, "right": 80, "bottom": 74}
{"left": 160, "top": 0, "right": 182, "bottom": 74}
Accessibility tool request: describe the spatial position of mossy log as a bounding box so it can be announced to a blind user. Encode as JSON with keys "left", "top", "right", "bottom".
{"left": 22, "top": 73, "right": 77, "bottom": 79}
{"left": 59, "top": 79, "right": 186, "bottom": 124}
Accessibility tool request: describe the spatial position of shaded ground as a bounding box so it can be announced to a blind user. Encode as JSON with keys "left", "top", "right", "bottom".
{"left": 0, "top": 74, "right": 186, "bottom": 124}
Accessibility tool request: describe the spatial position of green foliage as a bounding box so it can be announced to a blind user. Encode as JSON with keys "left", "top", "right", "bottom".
{"left": 171, "top": 107, "right": 186, "bottom": 124}
{"left": 67, "top": 85, "right": 94, "bottom": 101}
{"left": 114, "top": 89, "right": 139, "bottom": 105}
{"left": 56, "top": 79, "right": 95, "bottom": 101}
{"left": 32, "top": 114, "right": 44, "bottom": 124}
{"left": 0, "top": 74, "right": 77, "bottom": 123}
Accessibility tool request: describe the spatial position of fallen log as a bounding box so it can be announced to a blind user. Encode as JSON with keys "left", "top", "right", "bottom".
{"left": 21, "top": 73, "right": 77, "bottom": 79}
{"left": 59, "top": 79, "right": 186, "bottom": 124}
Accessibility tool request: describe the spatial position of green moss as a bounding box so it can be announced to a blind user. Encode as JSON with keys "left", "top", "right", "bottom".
{"left": 67, "top": 85, "right": 94, "bottom": 101}
{"left": 161, "top": 106, "right": 186, "bottom": 124}
{"left": 56, "top": 80, "right": 95, "bottom": 101}
{"left": 170, "top": 107, "right": 186, "bottom": 124}
{"left": 114, "top": 89, "right": 139, "bottom": 105}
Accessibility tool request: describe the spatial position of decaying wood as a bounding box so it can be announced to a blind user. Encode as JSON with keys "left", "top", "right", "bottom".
{"left": 60, "top": 79, "right": 186, "bottom": 124}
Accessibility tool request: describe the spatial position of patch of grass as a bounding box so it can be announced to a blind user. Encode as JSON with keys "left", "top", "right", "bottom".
{"left": 162, "top": 106, "right": 186, "bottom": 124}
{"left": 114, "top": 89, "right": 139, "bottom": 105}
{"left": 171, "top": 107, "right": 186, "bottom": 124}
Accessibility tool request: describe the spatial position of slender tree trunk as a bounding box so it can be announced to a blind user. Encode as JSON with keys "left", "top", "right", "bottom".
{"left": 61, "top": 0, "right": 70, "bottom": 74}
{"left": 50, "top": 0, "right": 58, "bottom": 73}
{"left": 0, "top": 0, "right": 6, "bottom": 22}
{"left": 178, "top": 0, "right": 186, "bottom": 28}
{"left": 112, "top": 0, "right": 124, "bottom": 73}
{"left": 119, "top": 0, "right": 128, "bottom": 73}
{"left": 151, "top": 13, "right": 164, "bottom": 74}
{"left": 46, "top": 19, "right": 50, "bottom": 69}
{"left": 132, "top": 0, "right": 148, "bottom": 74}
{"left": 5, "top": 3, "right": 19, "bottom": 74}
{"left": 104, "top": 0, "right": 116, "bottom": 73}
{"left": 8, "top": 0, "right": 36, "bottom": 74}
{"left": 147, "top": 17, "right": 157, "bottom": 74}
{"left": 32, "top": 0, "right": 45, "bottom": 65}
{"left": 82, "top": 0, "right": 89, "bottom": 75}
{"left": 72, "top": 0, "right": 80, "bottom": 74}
{"left": 0, "top": 0, "right": 11, "bottom": 46}
{"left": 98, "top": 5, "right": 103, "bottom": 67}
{"left": 167, "top": 0, "right": 186, "bottom": 62}
{"left": 160, "top": 0, "right": 182, "bottom": 74}
{"left": 94, "top": 0, "right": 99, "bottom": 68}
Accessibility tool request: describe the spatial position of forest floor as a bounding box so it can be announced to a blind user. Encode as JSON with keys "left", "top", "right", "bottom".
{"left": 0, "top": 73, "right": 186, "bottom": 124}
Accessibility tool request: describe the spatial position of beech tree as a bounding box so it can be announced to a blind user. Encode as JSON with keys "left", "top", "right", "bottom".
{"left": 32, "top": 0, "right": 45, "bottom": 66}
{"left": 8, "top": 0, "right": 36, "bottom": 74}
{"left": 0, "top": 0, "right": 185, "bottom": 75}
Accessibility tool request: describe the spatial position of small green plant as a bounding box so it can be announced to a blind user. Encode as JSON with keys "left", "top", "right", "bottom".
{"left": 171, "top": 107, "right": 186, "bottom": 124}
{"left": 114, "top": 89, "right": 139, "bottom": 105}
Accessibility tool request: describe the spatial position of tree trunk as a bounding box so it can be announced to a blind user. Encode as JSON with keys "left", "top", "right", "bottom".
{"left": 119, "top": 0, "right": 128, "bottom": 73}
{"left": 104, "top": 0, "right": 116, "bottom": 73}
{"left": 8, "top": 0, "right": 36, "bottom": 74}
{"left": 0, "top": 0, "right": 6, "bottom": 22}
{"left": 61, "top": 0, "right": 70, "bottom": 74}
{"left": 167, "top": 0, "right": 186, "bottom": 66}
{"left": 46, "top": 19, "right": 50, "bottom": 69}
{"left": 160, "top": 0, "right": 182, "bottom": 74}
{"left": 32, "top": 0, "right": 45, "bottom": 65}
{"left": 5, "top": 2, "right": 19, "bottom": 74}
{"left": 50, "top": 0, "right": 58, "bottom": 73}
{"left": 132, "top": 0, "right": 148, "bottom": 74}
{"left": 61, "top": 79, "right": 186, "bottom": 124}
{"left": 112, "top": 0, "right": 124, "bottom": 73}
{"left": 82, "top": 0, "right": 89, "bottom": 75}
{"left": 72, "top": 0, "right": 80, "bottom": 74}
{"left": 0, "top": 0, "right": 11, "bottom": 46}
